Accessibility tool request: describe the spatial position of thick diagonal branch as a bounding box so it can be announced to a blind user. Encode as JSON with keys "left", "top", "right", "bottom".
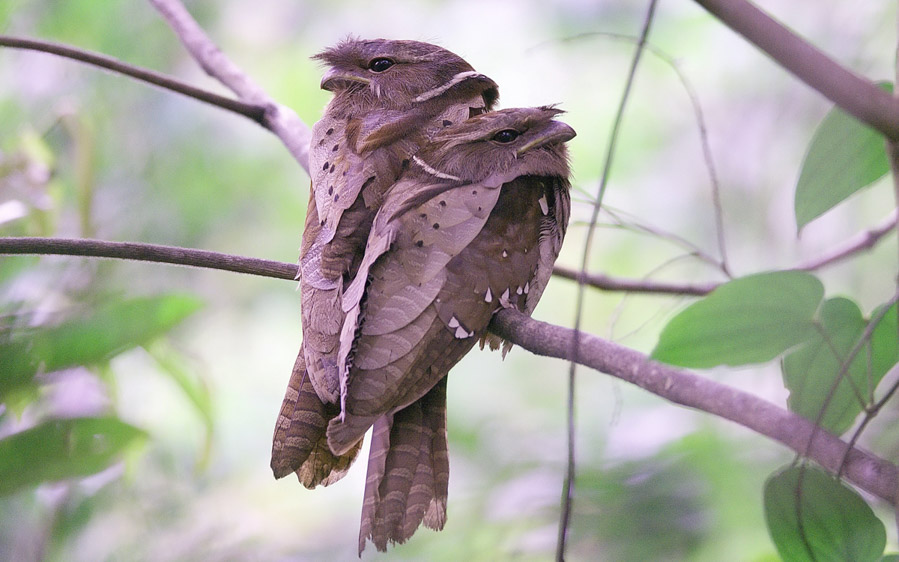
{"left": 694, "top": 0, "right": 899, "bottom": 140}
{"left": 489, "top": 309, "right": 899, "bottom": 505}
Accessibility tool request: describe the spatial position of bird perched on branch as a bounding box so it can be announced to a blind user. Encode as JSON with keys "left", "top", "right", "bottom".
{"left": 271, "top": 39, "right": 574, "bottom": 555}
{"left": 330, "top": 105, "right": 574, "bottom": 553}
{"left": 272, "top": 39, "right": 497, "bottom": 489}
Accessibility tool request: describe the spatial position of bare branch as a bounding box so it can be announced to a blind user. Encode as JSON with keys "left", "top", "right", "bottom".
{"left": 559, "top": 3, "right": 659, "bottom": 556}
{"left": 148, "top": 0, "right": 311, "bottom": 173}
{"left": 554, "top": 32, "right": 730, "bottom": 276}
{"left": 555, "top": 210, "right": 898, "bottom": 296}
{"left": 796, "top": 211, "right": 899, "bottom": 271}
{"left": 0, "top": 237, "right": 297, "bottom": 281}
{"left": 552, "top": 265, "right": 716, "bottom": 296}
{"left": 694, "top": 0, "right": 899, "bottom": 140}
{"left": 2, "top": 234, "right": 896, "bottom": 504}
{"left": 489, "top": 309, "right": 899, "bottom": 505}
{"left": 0, "top": 35, "right": 266, "bottom": 126}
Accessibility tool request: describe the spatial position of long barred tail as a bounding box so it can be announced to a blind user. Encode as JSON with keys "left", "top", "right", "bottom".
{"left": 271, "top": 350, "right": 362, "bottom": 488}
{"left": 359, "top": 377, "right": 449, "bottom": 554}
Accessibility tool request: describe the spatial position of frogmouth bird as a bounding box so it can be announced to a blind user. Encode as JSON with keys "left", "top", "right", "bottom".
{"left": 270, "top": 38, "right": 574, "bottom": 556}
{"left": 332, "top": 106, "right": 574, "bottom": 553}
{"left": 272, "top": 39, "right": 497, "bottom": 489}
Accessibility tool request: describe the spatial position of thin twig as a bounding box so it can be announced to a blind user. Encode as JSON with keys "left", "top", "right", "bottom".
{"left": 600, "top": 206, "right": 724, "bottom": 269}
{"left": 148, "top": 0, "right": 311, "bottom": 173}
{"left": 694, "top": 0, "right": 899, "bottom": 140}
{"left": 0, "top": 35, "right": 266, "bottom": 126}
{"left": 551, "top": 265, "right": 716, "bottom": 296}
{"left": 796, "top": 211, "right": 898, "bottom": 271}
{"left": 839, "top": 361, "right": 899, "bottom": 479}
{"left": 559, "top": 2, "right": 659, "bottom": 559}
{"left": 0, "top": 237, "right": 297, "bottom": 280}
{"left": 555, "top": 210, "right": 898, "bottom": 296}
{"left": 552, "top": 31, "right": 731, "bottom": 276}
{"left": 3, "top": 234, "right": 897, "bottom": 507}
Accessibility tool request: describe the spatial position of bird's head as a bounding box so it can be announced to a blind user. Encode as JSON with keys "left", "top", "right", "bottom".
{"left": 416, "top": 106, "right": 575, "bottom": 185}
{"left": 314, "top": 38, "right": 498, "bottom": 110}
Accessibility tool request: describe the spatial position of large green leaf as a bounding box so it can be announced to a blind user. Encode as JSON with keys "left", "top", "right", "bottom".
{"left": 0, "top": 294, "right": 203, "bottom": 402}
{"left": 651, "top": 271, "right": 823, "bottom": 367}
{"left": 764, "top": 465, "right": 885, "bottom": 562}
{"left": 0, "top": 416, "right": 147, "bottom": 496}
{"left": 783, "top": 298, "right": 869, "bottom": 434}
{"left": 795, "top": 83, "right": 892, "bottom": 230}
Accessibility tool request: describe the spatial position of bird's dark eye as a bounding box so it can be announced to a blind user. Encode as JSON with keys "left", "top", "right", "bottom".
{"left": 492, "top": 129, "right": 520, "bottom": 143}
{"left": 368, "top": 58, "right": 395, "bottom": 72}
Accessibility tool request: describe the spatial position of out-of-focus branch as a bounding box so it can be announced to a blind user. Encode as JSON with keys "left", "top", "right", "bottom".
{"left": 0, "top": 35, "right": 266, "bottom": 126}
{"left": 552, "top": 265, "right": 716, "bottom": 296}
{"left": 694, "top": 0, "right": 899, "bottom": 140}
{"left": 489, "top": 309, "right": 899, "bottom": 505}
{"left": 0, "top": 237, "right": 297, "bottom": 281}
{"left": 4, "top": 234, "right": 895, "bottom": 505}
{"left": 796, "top": 210, "right": 899, "bottom": 271}
{"left": 148, "top": 0, "right": 311, "bottom": 173}
{"left": 555, "top": 211, "right": 897, "bottom": 296}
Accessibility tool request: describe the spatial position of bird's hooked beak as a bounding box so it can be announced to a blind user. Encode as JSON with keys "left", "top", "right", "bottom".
{"left": 516, "top": 120, "right": 576, "bottom": 156}
{"left": 321, "top": 67, "right": 371, "bottom": 91}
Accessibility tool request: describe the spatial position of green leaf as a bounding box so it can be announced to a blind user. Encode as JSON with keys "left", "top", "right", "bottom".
{"left": 1, "top": 294, "right": 202, "bottom": 404}
{"left": 869, "top": 302, "right": 899, "bottom": 382}
{"left": 795, "top": 83, "right": 892, "bottom": 230}
{"left": 0, "top": 338, "right": 40, "bottom": 400}
{"left": 651, "top": 271, "right": 823, "bottom": 367}
{"left": 0, "top": 416, "right": 147, "bottom": 496}
{"left": 147, "top": 341, "right": 214, "bottom": 470}
{"left": 764, "top": 465, "right": 885, "bottom": 562}
{"left": 783, "top": 298, "right": 869, "bottom": 434}
{"left": 32, "top": 294, "right": 204, "bottom": 372}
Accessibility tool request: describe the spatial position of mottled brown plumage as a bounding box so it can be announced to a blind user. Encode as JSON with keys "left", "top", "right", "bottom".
{"left": 329, "top": 106, "right": 575, "bottom": 553}
{"left": 271, "top": 39, "right": 498, "bottom": 488}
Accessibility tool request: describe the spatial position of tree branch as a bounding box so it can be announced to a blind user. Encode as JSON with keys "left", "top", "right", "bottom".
{"left": 148, "top": 0, "right": 311, "bottom": 174}
{"left": 0, "top": 35, "right": 267, "bottom": 127}
{"left": 796, "top": 210, "right": 899, "bottom": 271}
{"left": 2, "top": 235, "right": 896, "bottom": 505}
{"left": 0, "top": 237, "right": 297, "bottom": 281}
{"left": 694, "top": 0, "right": 899, "bottom": 141}
{"left": 551, "top": 265, "right": 716, "bottom": 296}
{"left": 489, "top": 309, "right": 898, "bottom": 505}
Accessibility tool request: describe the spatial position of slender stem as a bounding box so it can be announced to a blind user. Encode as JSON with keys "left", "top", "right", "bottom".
{"left": 795, "top": 211, "right": 898, "bottom": 271}
{"left": 798, "top": 295, "right": 899, "bottom": 467}
{"left": 558, "top": 2, "right": 658, "bottom": 559}
{"left": 694, "top": 0, "right": 899, "bottom": 140}
{"left": 545, "top": 32, "right": 731, "bottom": 275}
{"left": 0, "top": 237, "right": 297, "bottom": 280}
{"left": 551, "top": 266, "right": 716, "bottom": 296}
{"left": 839, "top": 361, "right": 899, "bottom": 479}
{"left": 0, "top": 35, "right": 266, "bottom": 126}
